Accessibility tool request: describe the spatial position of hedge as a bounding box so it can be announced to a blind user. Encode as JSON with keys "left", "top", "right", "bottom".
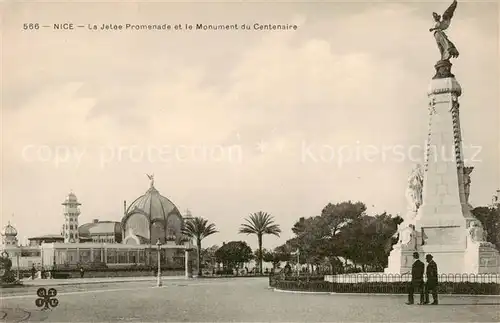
{"left": 270, "top": 278, "right": 500, "bottom": 295}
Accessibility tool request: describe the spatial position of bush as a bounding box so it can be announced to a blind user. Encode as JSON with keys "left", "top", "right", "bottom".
{"left": 52, "top": 272, "right": 71, "bottom": 279}
{"left": 270, "top": 278, "right": 500, "bottom": 295}
{"left": 280, "top": 275, "right": 325, "bottom": 282}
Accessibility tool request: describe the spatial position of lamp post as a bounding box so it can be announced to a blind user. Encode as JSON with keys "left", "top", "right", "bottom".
{"left": 185, "top": 238, "right": 193, "bottom": 279}
{"left": 16, "top": 252, "right": 20, "bottom": 281}
{"left": 296, "top": 248, "right": 300, "bottom": 278}
{"left": 156, "top": 239, "right": 162, "bottom": 287}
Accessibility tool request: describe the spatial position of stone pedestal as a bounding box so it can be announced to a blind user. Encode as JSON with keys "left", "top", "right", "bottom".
{"left": 463, "top": 242, "right": 500, "bottom": 274}
{"left": 414, "top": 76, "right": 469, "bottom": 273}
{"left": 385, "top": 226, "right": 424, "bottom": 274}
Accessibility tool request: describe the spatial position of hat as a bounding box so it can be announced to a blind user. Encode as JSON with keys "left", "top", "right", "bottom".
{"left": 425, "top": 254, "right": 433, "bottom": 259}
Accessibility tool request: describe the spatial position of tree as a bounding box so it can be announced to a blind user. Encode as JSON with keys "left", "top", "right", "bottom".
{"left": 239, "top": 211, "right": 281, "bottom": 274}
{"left": 182, "top": 217, "right": 218, "bottom": 276}
{"left": 280, "top": 201, "right": 402, "bottom": 273}
{"left": 310, "top": 201, "right": 367, "bottom": 271}
{"left": 215, "top": 241, "right": 254, "bottom": 271}
{"left": 254, "top": 248, "right": 272, "bottom": 263}
{"left": 201, "top": 245, "right": 219, "bottom": 272}
{"left": 472, "top": 206, "right": 500, "bottom": 250}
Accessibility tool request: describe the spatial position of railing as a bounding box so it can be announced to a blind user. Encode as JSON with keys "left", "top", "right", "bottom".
{"left": 324, "top": 273, "right": 500, "bottom": 284}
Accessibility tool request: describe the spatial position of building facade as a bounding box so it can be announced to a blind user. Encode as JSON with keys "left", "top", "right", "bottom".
{"left": 1, "top": 176, "right": 194, "bottom": 273}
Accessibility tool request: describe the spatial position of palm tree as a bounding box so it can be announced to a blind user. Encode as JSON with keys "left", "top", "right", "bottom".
{"left": 182, "top": 217, "right": 218, "bottom": 277}
{"left": 239, "top": 211, "right": 281, "bottom": 274}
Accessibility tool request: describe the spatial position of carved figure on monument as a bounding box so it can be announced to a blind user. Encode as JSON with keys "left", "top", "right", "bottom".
{"left": 405, "top": 164, "right": 424, "bottom": 214}
{"left": 395, "top": 165, "right": 425, "bottom": 241}
{"left": 430, "top": 0, "right": 460, "bottom": 79}
{"left": 465, "top": 221, "right": 495, "bottom": 249}
{"left": 492, "top": 193, "right": 499, "bottom": 206}
{"left": 467, "top": 221, "right": 485, "bottom": 243}
{"left": 463, "top": 166, "right": 473, "bottom": 204}
{"left": 399, "top": 224, "right": 418, "bottom": 250}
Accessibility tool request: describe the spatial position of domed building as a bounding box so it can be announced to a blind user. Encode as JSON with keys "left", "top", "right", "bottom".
{"left": 1, "top": 222, "right": 18, "bottom": 246}
{"left": 121, "top": 175, "right": 186, "bottom": 245}
{"left": 4, "top": 178, "right": 195, "bottom": 276}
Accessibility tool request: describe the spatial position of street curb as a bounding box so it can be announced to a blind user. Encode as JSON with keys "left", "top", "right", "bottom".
{"left": 273, "top": 288, "right": 500, "bottom": 297}
{"left": 21, "top": 277, "right": 189, "bottom": 287}
{"left": 273, "top": 288, "right": 330, "bottom": 295}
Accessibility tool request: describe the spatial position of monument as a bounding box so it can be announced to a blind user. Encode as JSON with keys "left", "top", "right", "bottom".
{"left": 386, "top": 0, "right": 500, "bottom": 274}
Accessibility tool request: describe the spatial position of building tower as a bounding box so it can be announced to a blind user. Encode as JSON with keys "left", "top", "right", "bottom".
{"left": 183, "top": 209, "right": 193, "bottom": 222}
{"left": 62, "top": 191, "right": 81, "bottom": 243}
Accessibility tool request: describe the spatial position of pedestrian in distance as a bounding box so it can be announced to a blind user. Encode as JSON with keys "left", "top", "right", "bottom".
{"left": 284, "top": 262, "right": 291, "bottom": 276}
{"left": 424, "top": 254, "right": 439, "bottom": 305}
{"left": 405, "top": 252, "right": 425, "bottom": 305}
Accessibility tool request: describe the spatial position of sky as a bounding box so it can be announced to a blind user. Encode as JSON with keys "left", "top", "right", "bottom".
{"left": 1, "top": 0, "right": 499, "bottom": 250}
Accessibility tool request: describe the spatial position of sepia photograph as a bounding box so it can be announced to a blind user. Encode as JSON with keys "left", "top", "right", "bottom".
{"left": 1, "top": 0, "right": 499, "bottom": 321}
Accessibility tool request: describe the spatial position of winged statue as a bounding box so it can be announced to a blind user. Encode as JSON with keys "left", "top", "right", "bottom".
{"left": 429, "top": 0, "right": 459, "bottom": 61}
{"left": 146, "top": 173, "right": 154, "bottom": 188}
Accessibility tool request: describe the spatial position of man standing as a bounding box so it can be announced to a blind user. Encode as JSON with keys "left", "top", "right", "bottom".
{"left": 406, "top": 252, "right": 425, "bottom": 305}
{"left": 424, "top": 254, "right": 439, "bottom": 305}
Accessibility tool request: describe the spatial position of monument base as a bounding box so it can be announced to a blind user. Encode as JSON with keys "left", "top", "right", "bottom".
{"left": 421, "top": 244, "right": 467, "bottom": 273}
{"left": 385, "top": 242, "right": 500, "bottom": 275}
{"left": 463, "top": 242, "right": 500, "bottom": 274}
{"left": 384, "top": 245, "right": 421, "bottom": 274}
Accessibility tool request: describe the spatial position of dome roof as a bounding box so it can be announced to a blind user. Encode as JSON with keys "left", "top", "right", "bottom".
{"left": 124, "top": 186, "right": 181, "bottom": 223}
{"left": 63, "top": 191, "right": 81, "bottom": 205}
{"left": 121, "top": 181, "right": 184, "bottom": 244}
{"left": 2, "top": 222, "right": 17, "bottom": 237}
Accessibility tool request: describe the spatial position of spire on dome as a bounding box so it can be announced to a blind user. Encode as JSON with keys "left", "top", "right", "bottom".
{"left": 146, "top": 174, "right": 155, "bottom": 189}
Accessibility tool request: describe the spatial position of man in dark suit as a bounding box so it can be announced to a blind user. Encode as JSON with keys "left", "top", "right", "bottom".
{"left": 406, "top": 252, "right": 425, "bottom": 305}
{"left": 424, "top": 254, "right": 439, "bottom": 305}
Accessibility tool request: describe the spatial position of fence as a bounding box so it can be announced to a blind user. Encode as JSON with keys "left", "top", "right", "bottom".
{"left": 324, "top": 273, "right": 500, "bottom": 284}
{"left": 269, "top": 273, "right": 500, "bottom": 295}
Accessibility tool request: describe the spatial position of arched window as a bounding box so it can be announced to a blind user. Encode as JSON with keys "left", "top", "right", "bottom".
{"left": 69, "top": 233, "right": 73, "bottom": 240}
